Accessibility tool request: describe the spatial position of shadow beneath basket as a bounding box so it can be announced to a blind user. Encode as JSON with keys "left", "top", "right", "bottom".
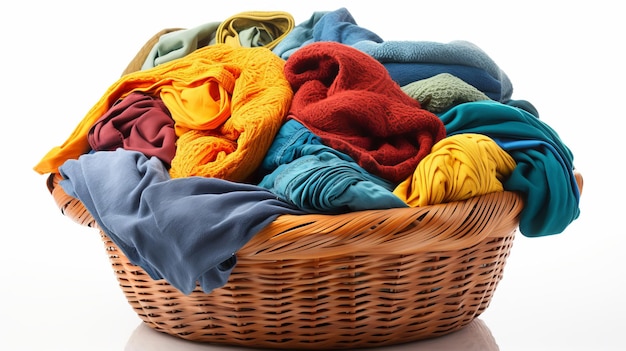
{"left": 125, "top": 318, "right": 499, "bottom": 351}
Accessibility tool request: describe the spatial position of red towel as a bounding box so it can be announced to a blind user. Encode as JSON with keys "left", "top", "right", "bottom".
{"left": 284, "top": 41, "right": 446, "bottom": 183}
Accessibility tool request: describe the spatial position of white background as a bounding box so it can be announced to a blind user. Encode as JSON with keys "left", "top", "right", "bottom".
{"left": 2, "top": 1, "right": 623, "bottom": 350}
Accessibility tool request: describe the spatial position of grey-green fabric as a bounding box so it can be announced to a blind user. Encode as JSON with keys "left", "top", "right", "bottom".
{"left": 141, "top": 22, "right": 220, "bottom": 70}
{"left": 402, "top": 73, "right": 490, "bottom": 113}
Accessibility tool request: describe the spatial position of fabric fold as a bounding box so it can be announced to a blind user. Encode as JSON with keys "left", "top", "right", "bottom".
{"left": 353, "top": 39, "right": 513, "bottom": 102}
{"left": 124, "top": 28, "right": 184, "bottom": 75}
{"left": 141, "top": 22, "right": 220, "bottom": 70}
{"left": 385, "top": 62, "right": 503, "bottom": 99}
{"left": 272, "top": 7, "right": 383, "bottom": 59}
{"left": 88, "top": 92, "right": 176, "bottom": 166}
{"left": 159, "top": 66, "right": 236, "bottom": 136}
{"left": 216, "top": 11, "right": 295, "bottom": 50}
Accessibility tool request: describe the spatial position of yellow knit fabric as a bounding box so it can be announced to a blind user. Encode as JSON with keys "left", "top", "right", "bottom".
{"left": 393, "top": 133, "right": 516, "bottom": 207}
{"left": 34, "top": 44, "right": 293, "bottom": 183}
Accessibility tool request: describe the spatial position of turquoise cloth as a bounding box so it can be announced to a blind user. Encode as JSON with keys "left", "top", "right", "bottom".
{"left": 438, "top": 100, "right": 580, "bottom": 237}
{"left": 257, "top": 120, "right": 407, "bottom": 213}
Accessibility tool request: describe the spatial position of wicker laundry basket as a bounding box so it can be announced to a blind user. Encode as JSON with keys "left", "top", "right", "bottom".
{"left": 46, "top": 172, "right": 586, "bottom": 350}
{"left": 42, "top": 24, "right": 585, "bottom": 349}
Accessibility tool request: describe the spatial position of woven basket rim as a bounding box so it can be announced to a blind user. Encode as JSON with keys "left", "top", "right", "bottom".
{"left": 47, "top": 172, "right": 526, "bottom": 258}
{"left": 44, "top": 170, "right": 582, "bottom": 348}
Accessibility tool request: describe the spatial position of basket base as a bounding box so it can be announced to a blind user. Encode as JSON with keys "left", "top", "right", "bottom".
{"left": 104, "top": 230, "right": 515, "bottom": 349}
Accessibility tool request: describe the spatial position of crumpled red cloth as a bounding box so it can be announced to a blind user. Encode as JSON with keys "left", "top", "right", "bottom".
{"left": 88, "top": 92, "right": 176, "bottom": 166}
{"left": 284, "top": 41, "right": 447, "bottom": 183}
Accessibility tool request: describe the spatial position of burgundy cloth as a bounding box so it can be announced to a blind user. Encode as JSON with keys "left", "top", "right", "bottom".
{"left": 284, "top": 41, "right": 446, "bottom": 183}
{"left": 88, "top": 92, "right": 177, "bottom": 166}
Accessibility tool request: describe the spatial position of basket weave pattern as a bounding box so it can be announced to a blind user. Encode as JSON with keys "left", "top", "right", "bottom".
{"left": 48, "top": 173, "right": 522, "bottom": 349}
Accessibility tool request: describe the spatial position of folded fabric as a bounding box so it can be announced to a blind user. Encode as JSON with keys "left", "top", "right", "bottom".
{"left": 401, "top": 73, "right": 490, "bottom": 113}
{"left": 393, "top": 133, "right": 516, "bottom": 207}
{"left": 88, "top": 92, "right": 176, "bottom": 166}
{"left": 34, "top": 44, "right": 292, "bottom": 184}
{"left": 386, "top": 62, "right": 504, "bottom": 100}
{"left": 141, "top": 21, "right": 220, "bottom": 70}
{"left": 216, "top": 11, "right": 295, "bottom": 50}
{"left": 123, "top": 28, "right": 184, "bottom": 75}
{"left": 271, "top": 7, "right": 509, "bottom": 102}
{"left": 494, "top": 138, "right": 581, "bottom": 236}
{"left": 506, "top": 99, "right": 540, "bottom": 117}
{"left": 159, "top": 65, "right": 235, "bottom": 137}
{"left": 353, "top": 39, "right": 513, "bottom": 103}
{"left": 257, "top": 120, "right": 408, "bottom": 212}
{"left": 58, "top": 148, "right": 305, "bottom": 295}
{"left": 272, "top": 7, "right": 383, "bottom": 59}
{"left": 284, "top": 41, "right": 446, "bottom": 183}
{"left": 438, "top": 100, "right": 580, "bottom": 237}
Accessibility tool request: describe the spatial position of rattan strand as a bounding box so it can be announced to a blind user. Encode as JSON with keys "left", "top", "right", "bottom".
{"left": 47, "top": 172, "right": 526, "bottom": 349}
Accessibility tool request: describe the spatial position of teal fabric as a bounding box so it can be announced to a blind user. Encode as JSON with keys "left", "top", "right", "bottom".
{"left": 438, "top": 100, "right": 580, "bottom": 237}
{"left": 257, "top": 120, "right": 407, "bottom": 213}
{"left": 506, "top": 99, "right": 540, "bottom": 117}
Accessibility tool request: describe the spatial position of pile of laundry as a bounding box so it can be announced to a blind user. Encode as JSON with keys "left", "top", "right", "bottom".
{"left": 34, "top": 8, "right": 580, "bottom": 295}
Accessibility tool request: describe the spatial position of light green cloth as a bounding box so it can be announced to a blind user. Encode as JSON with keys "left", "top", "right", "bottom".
{"left": 141, "top": 22, "right": 220, "bottom": 70}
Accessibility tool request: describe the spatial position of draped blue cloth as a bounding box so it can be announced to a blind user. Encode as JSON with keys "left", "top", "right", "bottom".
{"left": 59, "top": 148, "right": 304, "bottom": 295}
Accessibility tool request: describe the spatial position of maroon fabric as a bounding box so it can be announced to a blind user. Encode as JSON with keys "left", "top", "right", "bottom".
{"left": 88, "top": 92, "right": 176, "bottom": 166}
{"left": 284, "top": 41, "right": 446, "bottom": 183}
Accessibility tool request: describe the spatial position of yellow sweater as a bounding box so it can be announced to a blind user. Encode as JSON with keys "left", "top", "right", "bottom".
{"left": 393, "top": 133, "right": 516, "bottom": 206}
{"left": 34, "top": 44, "right": 292, "bottom": 182}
